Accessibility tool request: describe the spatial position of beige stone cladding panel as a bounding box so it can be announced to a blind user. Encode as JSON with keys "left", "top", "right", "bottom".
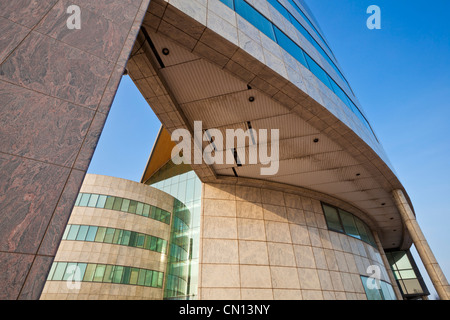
{"left": 40, "top": 282, "right": 162, "bottom": 300}
{"left": 199, "top": 181, "right": 392, "bottom": 300}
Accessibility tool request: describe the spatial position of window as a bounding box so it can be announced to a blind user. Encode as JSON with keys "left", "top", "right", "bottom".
{"left": 339, "top": 209, "right": 361, "bottom": 239}
{"left": 235, "top": 0, "right": 276, "bottom": 41}
{"left": 218, "top": 0, "right": 378, "bottom": 141}
{"left": 322, "top": 203, "right": 377, "bottom": 247}
{"left": 47, "top": 262, "right": 164, "bottom": 288}
{"left": 386, "top": 250, "right": 429, "bottom": 298}
{"left": 87, "top": 194, "right": 99, "bottom": 207}
{"left": 273, "top": 26, "right": 308, "bottom": 68}
{"left": 75, "top": 225, "right": 89, "bottom": 241}
{"left": 62, "top": 224, "right": 168, "bottom": 254}
{"left": 75, "top": 193, "right": 172, "bottom": 225}
{"left": 322, "top": 205, "right": 343, "bottom": 232}
{"left": 360, "top": 276, "right": 396, "bottom": 300}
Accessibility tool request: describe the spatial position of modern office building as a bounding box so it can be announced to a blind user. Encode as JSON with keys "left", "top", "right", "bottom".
{"left": 0, "top": 0, "right": 448, "bottom": 300}
{"left": 40, "top": 174, "right": 191, "bottom": 300}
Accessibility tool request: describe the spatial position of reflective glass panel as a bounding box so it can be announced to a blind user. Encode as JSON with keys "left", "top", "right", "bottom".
{"left": 322, "top": 204, "right": 343, "bottom": 232}
{"left": 339, "top": 209, "right": 361, "bottom": 239}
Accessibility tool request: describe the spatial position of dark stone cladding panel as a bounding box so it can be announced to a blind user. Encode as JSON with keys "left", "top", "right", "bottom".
{"left": 0, "top": 81, "right": 94, "bottom": 168}
{"left": 0, "top": 0, "right": 59, "bottom": 29}
{"left": 0, "top": 252, "right": 34, "bottom": 300}
{"left": 0, "top": 31, "right": 114, "bottom": 110}
{"left": 35, "top": 0, "right": 132, "bottom": 63}
{"left": 0, "top": 17, "right": 30, "bottom": 63}
{"left": 18, "top": 255, "right": 54, "bottom": 300}
{"left": 0, "top": 153, "right": 71, "bottom": 254}
{"left": 38, "top": 169, "right": 86, "bottom": 257}
{"left": 0, "top": 0, "right": 151, "bottom": 299}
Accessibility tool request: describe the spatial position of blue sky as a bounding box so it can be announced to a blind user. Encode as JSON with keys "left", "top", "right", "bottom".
{"left": 88, "top": 0, "right": 450, "bottom": 299}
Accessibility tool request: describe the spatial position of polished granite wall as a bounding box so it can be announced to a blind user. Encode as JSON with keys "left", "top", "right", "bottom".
{"left": 0, "top": 0, "right": 151, "bottom": 299}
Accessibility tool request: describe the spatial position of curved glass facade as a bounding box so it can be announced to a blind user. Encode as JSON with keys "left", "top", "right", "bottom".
{"left": 61, "top": 224, "right": 168, "bottom": 254}
{"left": 165, "top": 199, "right": 192, "bottom": 298}
{"left": 219, "top": 0, "right": 376, "bottom": 138}
{"left": 150, "top": 170, "right": 202, "bottom": 300}
{"left": 322, "top": 203, "right": 377, "bottom": 247}
{"left": 75, "top": 192, "right": 171, "bottom": 225}
{"left": 360, "top": 276, "right": 396, "bottom": 300}
{"left": 47, "top": 262, "right": 164, "bottom": 288}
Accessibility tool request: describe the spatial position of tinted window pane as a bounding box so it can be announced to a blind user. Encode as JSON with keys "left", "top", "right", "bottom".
{"left": 66, "top": 225, "right": 80, "bottom": 240}
{"left": 361, "top": 276, "right": 383, "bottom": 300}
{"left": 145, "top": 270, "right": 153, "bottom": 287}
{"left": 76, "top": 262, "right": 87, "bottom": 279}
{"left": 121, "top": 230, "right": 131, "bottom": 246}
{"left": 220, "top": 0, "right": 234, "bottom": 10}
{"left": 103, "top": 265, "right": 114, "bottom": 283}
{"left": 267, "top": 0, "right": 290, "bottom": 19}
{"left": 95, "top": 227, "right": 107, "bottom": 242}
{"left": 83, "top": 264, "right": 97, "bottom": 282}
{"left": 112, "top": 229, "right": 122, "bottom": 244}
{"left": 53, "top": 262, "right": 68, "bottom": 281}
{"left": 157, "top": 272, "right": 164, "bottom": 288}
{"left": 103, "top": 228, "right": 115, "bottom": 243}
{"left": 87, "top": 194, "right": 99, "bottom": 207}
{"left": 136, "top": 202, "right": 144, "bottom": 215}
{"left": 79, "top": 193, "right": 90, "bottom": 206}
{"left": 121, "top": 199, "right": 130, "bottom": 212}
{"left": 399, "top": 269, "right": 417, "bottom": 279}
{"left": 96, "top": 195, "right": 107, "bottom": 208}
{"left": 152, "top": 271, "right": 159, "bottom": 287}
{"left": 393, "top": 251, "right": 412, "bottom": 270}
{"left": 138, "top": 270, "right": 146, "bottom": 286}
{"left": 93, "top": 264, "right": 106, "bottom": 282}
{"left": 143, "top": 204, "right": 150, "bottom": 217}
{"left": 235, "top": 0, "right": 276, "bottom": 41}
{"left": 113, "top": 197, "right": 123, "bottom": 211}
{"left": 76, "top": 225, "right": 89, "bottom": 241}
{"left": 339, "top": 209, "right": 361, "bottom": 239}
{"left": 136, "top": 234, "right": 145, "bottom": 248}
{"left": 105, "top": 196, "right": 115, "bottom": 210}
{"left": 129, "top": 200, "right": 137, "bottom": 214}
{"left": 150, "top": 237, "right": 157, "bottom": 251}
{"left": 130, "top": 268, "right": 139, "bottom": 285}
{"left": 322, "top": 205, "right": 343, "bottom": 232}
{"left": 62, "top": 225, "right": 70, "bottom": 240}
{"left": 112, "top": 266, "right": 124, "bottom": 284}
{"left": 122, "top": 267, "right": 131, "bottom": 284}
{"left": 85, "top": 226, "right": 98, "bottom": 242}
{"left": 47, "top": 263, "right": 57, "bottom": 280}
{"left": 304, "top": 54, "right": 332, "bottom": 90}
{"left": 403, "top": 278, "right": 423, "bottom": 295}
{"left": 354, "top": 217, "right": 370, "bottom": 243}
{"left": 273, "top": 26, "right": 307, "bottom": 68}
{"left": 75, "top": 193, "right": 82, "bottom": 206}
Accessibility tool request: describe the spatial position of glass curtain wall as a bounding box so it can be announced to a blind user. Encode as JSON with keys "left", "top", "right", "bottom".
{"left": 151, "top": 170, "right": 202, "bottom": 300}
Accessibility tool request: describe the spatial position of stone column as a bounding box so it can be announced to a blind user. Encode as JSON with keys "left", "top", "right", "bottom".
{"left": 392, "top": 189, "right": 450, "bottom": 300}
{"left": 0, "top": 0, "right": 151, "bottom": 299}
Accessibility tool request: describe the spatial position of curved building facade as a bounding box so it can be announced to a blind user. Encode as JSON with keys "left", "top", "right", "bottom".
{"left": 0, "top": 0, "right": 448, "bottom": 300}
{"left": 40, "top": 174, "right": 190, "bottom": 300}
